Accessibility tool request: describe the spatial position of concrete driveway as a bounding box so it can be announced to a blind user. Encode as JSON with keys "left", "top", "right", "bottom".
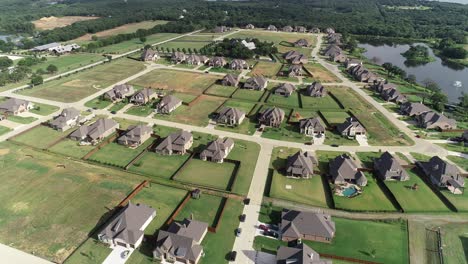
{"left": 0, "top": 243, "right": 53, "bottom": 264}
{"left": 102, "top": 246, "right": 134, "bottom": 264}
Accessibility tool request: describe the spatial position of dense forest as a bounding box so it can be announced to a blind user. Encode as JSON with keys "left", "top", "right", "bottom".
{"left": 0, "top": 0, "right": 466, "bottom": 46}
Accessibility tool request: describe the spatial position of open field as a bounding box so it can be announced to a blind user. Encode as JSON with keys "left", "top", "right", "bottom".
{"left": 154, "top": 95, "right": 225, "bottom": 127}
{"left": 171, "top": 92, "right": 198, "bottom": 104}
{"left": 300, "top": 92, "right": 342, "bottom": 110}
{"left": 130, "top": 69, "right": 219, "bottom": 95}
{"left": 30, "top": 53, "right": 105, "bottom": 75}
{"left": 269, "top": 147, "right": 328, "bottom": 207}
{"left": 33, "top": 16, "right": 99, "bottom": 30}
{"left": 254, "top": 217, "right": 409, "bottom": 264}
{"left": 158, "top": 35, "right": 214, "bottom": 50}
{"left": 73, "top": 20, "right": 168, "bottom": 42}
{"left": 129, "top": 152, "right": 190, "bottom": 179}
{"left": 303, "top": 63, "right": 341, "bottom": 83}
{"left": 175, "top": 158, "right": 236, "bottom": 190}
{"left": 96, "top": 33, "right": 179, "bottom": 54}
{"left": 205, "top": 84, "right": 237, "bottom": 97}
{"left": 19, "top": 58, "right": 145, "bottom": 102}
{"left": 0, "top": 142, "right": 141, "bottom": 263}
{"left": 230, "top": 30, "right": 316, "bottom": 53}
{"left": 89, "top": 139, "right": 154, "bottom": 168}
{"left": 248, "top": 61, "right": 282, "bottom": 78}
{"left": 10, "top": 125, "right": 68, "bottom": 149}
{"left": 7, "top": 115, "right": 37, "bottom": 124}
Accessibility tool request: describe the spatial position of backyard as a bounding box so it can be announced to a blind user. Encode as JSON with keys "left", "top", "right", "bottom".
{"left": 175, "top": 158, "right": 236, "bottom": 190}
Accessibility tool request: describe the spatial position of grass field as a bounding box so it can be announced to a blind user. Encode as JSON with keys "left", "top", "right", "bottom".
{"left": 174, "top": 194, "right": 224, "bottom": 226}
{"left": 19, "top": 58, "right": 145, "bottom": 102}
{"left": 29, "top": 103, "right": 60, "bottom": 116}
{"left": 30, "top": 53, "right": 105, "bottom": 75}
{"left": 222, "top": 99, "right": 256, "bottom": 114}
{"left": 385, "top": 169, "right": 449, "bottom": 212}
{"left": 441, "top": 189, "right": 468, "bottom": 212}
{"left": 288, "top": 109, "right": 318, "bottom": 122}
{"left": 410, "top": 152, "right": 432, "bottom": 162}
{"left": 320, "top": 111, "right": 350, "bottom": 125}
{"left": 231, "top": 88, "right": 265, "bottom": 102}
{"left": 205, "top": 84, "right": 237, "bottom": 97}
{"left": 303, "top": 63, "right": 341, "bottom": 83}
{"left": 157, "top": 35, "right": 214, "bottom": 50}
{"left": 262, "top": 121, "right": 317, "bottom": 144}
{"left": 267, "top": 93, "right": 300, "bottom": 108}
{"left": 228, "top": 139, "right": 260, "bottom": 194}
{"left": 7, "top": 115, "right": 37, "bottom": 124}
{"left": 95, "top": 33, "right": 179, "bottom": 54}
{"left": 300, "top": 93, "right": 342, "bottom": 110}
{"left": 437, "top": 143, "right": 468, "bottom": 154}
{"left": 125, "top": 104, "right": 154, "bottom": 117}
{"left": 230, "top": 30, "right": 316, "bottom": 53}
{"left": 49, "top": 138, "right": 96, "bottom": 159}
{"left": 84, "top": 96, "right": 112, "bottom": 109}
{"left": 175, "top": 158, "right": 236, "bottom": 190}
{"left": 0, "top": 142, "right": 141, "bottom": 263}
{"left": 0, "top": 125, "right": 12, "bottom": 136}
{"left": 171, "top": 92, "right": 198, "bottom": 104}
{"left": 447, "top": 155, "right": 468, "bottom": 171}
{"left": 88, "top": 139, "right": 154, "bottom": 168}
{"left": 440, "top": 223, "right": 468, "bottom": 264}
{"left": 154, "top": 95, "right": 225, "bottom": 127}
{"left": 11, "top": 125, "right": 67, "bottom": 149}
{"left": 248, "top": 61, "right": 282, "bottom": 78}
{"left": 130, "top": 69, "right": 219, "bottom": 95}
{"left": 254, "top": 217, "right": 409, "bottom": 264}
{"left": 129, "top": 152, "right": 189, "bottom": 179}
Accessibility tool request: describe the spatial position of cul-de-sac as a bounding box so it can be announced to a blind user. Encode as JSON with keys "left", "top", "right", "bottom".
{"left": 0, "top": 1, "right": 467, "bottom": 264}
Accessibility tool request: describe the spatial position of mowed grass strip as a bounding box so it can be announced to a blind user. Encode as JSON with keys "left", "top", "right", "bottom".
{"left": 129, "top": 152, "right": 190, "bottom": 179}
{"left": 320, "top": 111, "right": 350, "bottom": 125}
{"left": 7, "top": 115, "right": 37, "bottom": 124}
{"left": 222, "top": 99, "right": 256, "bottom": 114}
{"left": 130, "top": 69, "right": 219, "bottom": 95}
{"left": 96, "top": 33, "right": 179, "bottom": 54}
{"left": 0, "top": 125, "right": 12, "bottom": 136}
{"left": 30, "top": 53, "right": 105, "bottom": 75}
{"left": 232, "top": 88, "right": 265, "bottom": 102}
{"left": 29, "top": 103, "right": 60, "bottom": 116}
{"left": 229, "top": 139, "right": 260, "bottom": 194}
{"left": 175, "top": 158, "right": 236, "bottom": 190}
{"left": 19, "top": 58, "right": 145, "bottom": 103}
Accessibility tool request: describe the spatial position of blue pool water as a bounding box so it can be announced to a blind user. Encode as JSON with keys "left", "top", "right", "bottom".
{"left": 342, "top": 186, "right": 358, "bottom": 197}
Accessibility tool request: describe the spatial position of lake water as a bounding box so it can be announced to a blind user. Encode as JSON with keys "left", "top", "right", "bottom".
{"left": 358, "top": 43, "right": 468, "bottom": 102}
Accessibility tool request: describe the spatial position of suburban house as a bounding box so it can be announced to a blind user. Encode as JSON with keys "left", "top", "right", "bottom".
{"left": 97, "top": 202, "right": 156, "bottom": 249}
{"left": 258, "top": 107, "right": 285, "bottom": 127}
{"left": 0, "top": 98, "right": 33, "bottom": 115}
{"left": 323, "top": 45, "right": 342, "bottom": 57}
{"left": 274, "top": 83, "right": 296, "bottom": 97}
{"left": 337, "top": 117, "right": 366, "bottom": 138}
{"left": 49, "top": 107, "right": 81, "bottom": 131}
{"left": 141, "top": 49, "right": 159, "bottom": 61}
{"left": 200, "top": 138, "right": 234, "bottom": 163}
{"left": 285, "top": 151, "right": 317, "bottom": 178}
{"left": 329, "top": 154, "right": 368, "bottom": 186}
{"left": 399, "top": 102, "right": 431, "bottom": 117}
{"left": 282, "top": 26, "right": 293, "bottom": 32}
{"left": 280, "top": 209, "right": 336, "bottom": 243}
{"left": 69, "top": 118, "right": 119, "bottom": 144}
{"left": 325, "top": 28, "right": 335, "bottom": 34}
{"left": 374, "top": 152, "right": 410, "bottom": 181}
{"left": 215, "top": 107, "right": 246, "bottom": 126}
{"left": 221, "top": 74, "right": 240, "bottom": 87}
{"left": 276, "top": 243, "right": 332, "bottom": 264}
{"left": 209, "top": 56, "right": 227, "bottom": 67}
{"left": 153, "top": 218, "right": 208, "bottom": 264}
{"left": 230, "top": 59, "right": 249, "bottom": 70}
{"left": 294, "top": 38, "right": 309, "bottom": 47}
{"left": 31, "top": 42, "right": 61, "bottom": 52}
{"left": 283, "top": 50, "right": 308, "bottom": 64}
{"left": 344, "top": 58, "right": 362, "bottom": 69}
{"left": 310, "top": 27, "right": 321, "bottom": 33}
{"left": 244, "top": 76, "right": 268, "bottom": 90}
{"left": 267, "top": 25, "right": 278, "bottom": 31}
{"left": 31, "top": 42, "right": 80, "bottom": 54}
{"left": 155, "top": 95, "right": 183, "bottom": 114}
{"left": 241, "top": 39, "right": 256, "bottom": 50}
{"left": 373, "top": 81, "right": 397, "bottom": 93}
{"left": 328, "top": 33, "right": 342, "bottom": 45}
{"left": 245, "top": 24, "right": 255, "bottom": 29}
{"left": 416, "top": 111, "right": 457, "bottom": 130}
{"left": 155, "top": 130, "right": 193, "bottom": 155}
{"left": 117, "top": 125, "right": 153, "bottom": 148}
{"left": 305, "top": 82, "right": 326, "bottom": 97}
{"left": 417, "top": 156, "right": 465, "bottom": 194}
{"left": 103, "top": 84, "right": 134, "bottom": 102}
{"left": 299, "top": 117, "right": 325, "bottom": 136}
{"left": 288, "top": 64, "right": 303, "bottom": 77}
{"left": 381, "top": 87, "right": 408, "bottom": 104}
{"left": 330, "top": 52, "right": 347, "bottom": 63}
{"left": 294, "top": 26, "right": 307, "bottom": 33}
{"left": 214, "top": 26, "right": 231, "bottom": 33}
{"left": 130, "top": 88, "right": 158, "bottom": 105}
{"left": 171, "top": 52, "right": 187, "bottom": 64}
{"left": 348, "top": 65, "right": 378, "bottom": 83}
{"left": 186, "top": 54, "right": 209, "bottom": 65}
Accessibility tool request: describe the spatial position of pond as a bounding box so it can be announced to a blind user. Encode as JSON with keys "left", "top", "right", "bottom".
{"left": 358, "top": 42, "right": 468, "bottom": 103}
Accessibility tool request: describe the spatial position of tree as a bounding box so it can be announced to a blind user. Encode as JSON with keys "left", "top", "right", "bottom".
{"left": 91, "top": 35, "right": 98, "bottom": 41}
{"left": 30, "top": 74, "right": 43, "bottom": 86}
{"left": 430, "top": 91, "right": 448, "bottom": 112}
{"left": 139, "top": 36, "right": 147, "bottom": 44}
{"left": 422, "top": 78, "right": 440, "bottom": 93}
{"left": 382, "top": 62, "right": 393, "bottom": 77}
{"left": 0, "top": 56, "right": 13, "bottom": 71}
{"left": 406, "top": 74, "right": 417, "bottom": 85}
{"left": 144, "top": 44, "right": 151, "bottom": 50}
{"left": 36, "top": 68, "right": 46, "bottom": 75}
{"left": 458, "top": 92, "right": 468, "bottom": 108}
{"left": 46, "top": 64, "right": 58, "bottom": 74}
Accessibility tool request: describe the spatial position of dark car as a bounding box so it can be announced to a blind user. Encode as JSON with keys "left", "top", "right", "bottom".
{"left": 110, "top": 110, "right": 116, "bottom": 114}
{"left": 265, "top": 231, "right": 278, "bottom": 238}
{"left": 235, "top": 228, "right": 242, "bottom": 237}
{"left": 229, "top": 251, "right": 237, "bottom": 261}
{"left": 331, "top": 144, "right": 339, "bottom": 147}
{"left": 243, "top": 198, "right": 250, "bottom": 205}
{"left": 304, "top": 141, "right": 313, "bottom": 145}
{"left": 239, "top": 214, "right": 246, "bottom": 222}
{"left": 258, "top": 224, "right": 269, "bottom": 231}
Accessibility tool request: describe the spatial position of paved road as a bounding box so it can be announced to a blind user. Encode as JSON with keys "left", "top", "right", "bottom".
{"left": 0, "top": 243, "right": 53, "bottom": 264}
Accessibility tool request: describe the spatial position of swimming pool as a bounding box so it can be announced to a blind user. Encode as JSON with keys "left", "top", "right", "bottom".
{"left": 342, "top": 186, "right": 358, "bottom": 197}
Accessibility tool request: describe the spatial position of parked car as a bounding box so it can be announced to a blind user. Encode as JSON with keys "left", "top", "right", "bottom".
{"left": 243, "top": 198, "right": 250, "bottom": 205}
{"left": 240, "top": 214, "right": 246, "bottom": 222}
{"left": 259, "top": 224, "right": 269, "bottom": 231}
{"left": 121, "top": 250, "right": 130, "bottom": 259}
{"left": 264, "top": 231, "right": 278, "bottom": 238}
{"left": 304, "top": 141, "right": 313, "bottom": 145}
{"left": 235, "top": 228, "right": 242, "bottom": 237}
{"left": 331, "top": 144, "right": 339, "bottom": 147}
{"left": 229, "top": 251, "right": 237, "bottom": 261}
{"left": 110, "top": 110, "right": 116, "bottom": 114}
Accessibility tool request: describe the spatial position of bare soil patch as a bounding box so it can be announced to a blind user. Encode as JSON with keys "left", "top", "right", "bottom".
{"left": 33, "top": 16, "right": 99, "bottom": 30}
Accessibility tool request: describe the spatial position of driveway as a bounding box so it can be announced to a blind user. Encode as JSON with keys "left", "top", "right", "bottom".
{"left": 355, "top": 135, "right": 369, "bottom": 146}
{"left": 102, "top": 246, "right": 134, "bottom": 264}
{"left": 0, "top": 243, "right": 53, "bottom": 264}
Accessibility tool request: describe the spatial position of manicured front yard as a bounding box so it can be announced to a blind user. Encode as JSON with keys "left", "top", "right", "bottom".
{"left": 125, "top": 104, "right": 154, "bottom": 117}
{"left": 129, "top": 152, "right": 190, "bottom": 179}
{"left": 205, "top": 84, "right": 238, "bottom": 97}
{"left": 29, "top": 103, "right": 60, "bottom": 116}
{"left": 231, "top": 88, "right": 265, "bottom": 102}
{"left": 175, "top": 158, "right": 236, "bottom": 190}
{"left": 447, "top": 155, "right": 468, "bottom": 171}
{"left": 228, "top": 139, "right": 261, "bottom": 195}
{"left": 84, "top": 96, "right": 112, "bottom": 109}
{"left": 0, "top": 125, "right": 12, "bottom": 136}
{"left": 7, "top": 115, "right": 37, "bottom": 124}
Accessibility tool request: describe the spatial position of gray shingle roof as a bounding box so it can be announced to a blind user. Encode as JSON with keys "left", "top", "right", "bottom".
{"left": 374, "top": 152, "right": 410, "bottom": 181}
{"left": 50, "top": 107, "right": 80, "bottom": 129}
{"left": 0, "top": 98, "right": 31, "bottom": 113}
{"left": 117, "top": 125, "right": 152, "bottom": 145}
{"left": 216, "top": 107, "right": 246, "bottom": 123}
{"left": 244, "top": 76, "right": 267, "bottom": 90}
{"left": 329, "top": 154, "right": 367, "bottom": 186}
{"left": 157, "top": 95, "right": 182, "bottom": 112}
{"left": 277, "top": 243, "right": 331, "bottom": 264}
{"left": 200, "top": 138, "right": 234, "bottom": 161}
{"left": 299, "top": 118, "right": 325, "bottom": 133}
{"left": 419, "top": 156, "right": 464, "bottom": 187}
{"left": 155, "top": 130, "right": 193, "bottom": 153}
{"left": 281, "top": 209, "right": 335, "bottom": 241}
{"left": 337, "top": 117, "right": 366, "bottom": 135}
{"left": 306, "top": 82, "right": 325, "bottom": 97}
{"left": 286, "top": 151, "right": 317, "bottom": 177}
{"left": 70, "top": 118, "right": 118, "bottom": 140}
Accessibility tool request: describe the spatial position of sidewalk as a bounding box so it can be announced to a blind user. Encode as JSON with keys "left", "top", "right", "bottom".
{"left": 0, "top": 243, "right": 53, "bottom": 264}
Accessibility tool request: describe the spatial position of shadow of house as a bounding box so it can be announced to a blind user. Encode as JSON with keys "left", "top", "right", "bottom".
{"left": 461, "top": 236, "right": 468, "bottom": 263}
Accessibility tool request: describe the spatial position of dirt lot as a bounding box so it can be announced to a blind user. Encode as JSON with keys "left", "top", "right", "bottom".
{"left": 74, "top": 20, "right": 167, "bottom": 41}
{"left": 33, "top": 16, "right": 99, "bottom": 30}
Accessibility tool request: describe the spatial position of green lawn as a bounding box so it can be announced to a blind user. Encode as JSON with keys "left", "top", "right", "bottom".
{"left": 19, "top": 58, "right": 145, "bottom": 103}
{"left": 323, "top": 131, "right": 359, "bottom": 146}
{"left": 267, "top": 93, "right": 300, "bottom": 108}
{"left": 410, "top": 152, "right": 432, "bottom": 162}
{"left": 288, "top": 109, "right": 318, "bottom": 122}
{"left": 302, "top": 63, "right": 341, "bottom": 83}
{"left": 0, "top": 125, "right": 12, "bottom": 136}
{"left": 320, "top": 111, "right": 350, "bottom": 125}
{"left": 88, "top": 140, "right": 154, "bottom": 168}
{"left": 108, "top": 101, "right": 128, "bottom": 112}
{"left": 97, "top": 33, "right": 180, "bottom": 54}
{"left": 441, "top": 189, "right": 468, "bottom": 212}
{"left": 63, "top": 238, "right": 112, "bottom": 264}
{"left": 440, "top": 223, "right": 468, "bottom": 264}
{"left": 254, "top": 217, "right": 409, "bottom": 264}
{"left": 205, "top": 84, "right": 237, "bottom": 97}
{"left": 111, "top": 117, "right": 148, "bottom": 130}
{"left": 0, "top": 142, "right": 140, "bottom": 263}
{"left": 269, "top": 147, "right": 328, "bottom": 207}
{"left": 29, "top": 103, "right": 60, "bottom": 116}
{"left": 228, "top": 139, "right": 261, "bottom": 195}
{"left": 215, "top": 117, "right": 257, "bottom": 135}
{"left": 437, "top": 143, "right": 468, "bottom": 154}
{"left": 158, "top": 35, "right": 213, "bottom": 50}
{"left": 175, "top": 158, "right": 236, "bottom": 190}
{"left": 31, "top": 53, "right": 105, "bottom": 75}
{"left": 11, "top": 125, "right": 67, "bottom": 149}
{"left": 171, "top": 92, "right": 198, "bottom": 104}
{"left": 248, "top": 61, "right": 282, "bottom": 78}
{"left": 231, "top": 88, "right": 265, "bottom": 102}
{"left": 125, "top": 104, "right": 154, "bottom": 117}
{"left": 222, "top": 99, "right": 256, "bottom": 114}
{"left": 7, "top": 115, "right": 37, "bottom": 124}
{"left": 300, "top": 93, "right": 342, "bottom": 110}
{"left": 129, "top": 152, "right": 189, "bottom": 179}
{"left": 262, "top": 122, "right": 315, "bottom": 144}
{"left": 174, "top": 194, "right": 224, "bottom": 226}
{"left": 49, "top": 138, "right": 96, "bottom": 159}
{"left": 84, "top": 96, "right": 112, "bottom": 109}
{"left": 385, "top": 170, "right": 449, "bottom": 212}
{"left": 447, "top": 155, "right": 468, "bottom": 171}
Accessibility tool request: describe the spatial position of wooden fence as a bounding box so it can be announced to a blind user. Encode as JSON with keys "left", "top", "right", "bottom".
{"left": 117, "top": 180, "right": 150, "bottom": 207}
